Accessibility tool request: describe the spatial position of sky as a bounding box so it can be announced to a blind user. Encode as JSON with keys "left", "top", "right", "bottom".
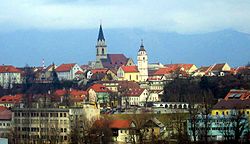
{"left": 1, "top": 0, "right": 250, "bottom": 34}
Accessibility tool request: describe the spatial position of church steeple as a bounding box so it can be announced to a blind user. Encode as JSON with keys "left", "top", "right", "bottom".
{"left": 97, "top": 24, "right": 105, "bottom": 41}
{"left": 139, "top": 39, "right": 146, "bottom": 51}
{"left": 96, "top": 24, "right": 107, "bottom": 63}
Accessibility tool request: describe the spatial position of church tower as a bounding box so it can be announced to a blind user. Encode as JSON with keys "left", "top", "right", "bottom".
{"left": 137, "top": 40, "right": 148, "bottom": 82}
{"left": 96, "top": 24, "right": 107, "bottom": 62}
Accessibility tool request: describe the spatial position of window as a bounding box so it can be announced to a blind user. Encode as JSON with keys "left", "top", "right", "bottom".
{"left": 121, "top": 130, "right": 123, "bottom": 133}
{"left": 102, "top": 48, "right": 104, "bottom": 54}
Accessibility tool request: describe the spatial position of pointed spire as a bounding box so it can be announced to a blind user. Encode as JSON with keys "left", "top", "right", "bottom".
{"left": 139, "top": 39, "right": 146, "bottom": 51}
{"left": 97, "top": 24, "right": 105, "bottom": 41}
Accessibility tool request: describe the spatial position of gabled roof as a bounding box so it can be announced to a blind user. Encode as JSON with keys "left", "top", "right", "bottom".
{"left": 154, "top": 67, "right": 175, "bottom": 75}
{"left": 109, "top": 120, "right": 133, "bottom": 129}
{"left": 88, "top": 83, "right": 110, "bottom": 93}
{"left": 224, "top": 89, "right": 250, "bottom": 100}
{"left": 118, "top": 81, "right": 140, "bottom": 90}
{"left": 101, "top": 54, "right": 130, "bottom": 69}
{"left": 165, "top": 64, "right": 195, "bottom": 71}
{"left": 210, "top": 63, "right": 230, "bottom": 71}
{"left": 120, "top": 66, "right": 139, "bottom": 73}
{"left": 213, "top": 99, "right": 250, "bottom": 110}
{"left": 56, "top": 63, "right": 76, "bottom": 72}
{"left": 124, "top": 88, "right": 145, "bottom": 97}
{"left": 54, "top": 89, "right": 87, "bottom": 102}
{"left": 0, "top": 65, "right": 22, "bottom": 73}
{"left": 0, "top": 94, "right": 23, "bottom": 104}
{"left": 91, "top": 68, "right": 108, "bottom": 74}
{"left": 195, "top": 66, "right": 210, "bottom": 73}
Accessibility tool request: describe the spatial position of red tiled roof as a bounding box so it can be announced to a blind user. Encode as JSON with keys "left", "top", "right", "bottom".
{"left": 154, "top": 67, "right": 175, "bottom": 75}
{"left": 94, "top": 119, "right": 133, "bottom": 129}
{"left": 54, "top": 89, "right": 87, "bottom": 96}
{"left": 121, "top": 66, "right": 139, "bottom": 73}
{"left": 88, "top": 84, "right": 110, "bottom": 93}
{"left": 0, "top": 94, "right": 23, "bottom": 104}
{"left": 75, "top": 70, "right": 84, "bottom": 75}
{"left": 56, "top": 63, "right": 76, "bottom": 72}
{"left": 0, "top": 106, "right": 8, "bottom": 112}
{"left": 124, "top": 88, "right": 145, "bottom": 97}
{"left": 109, "top": 120, "right": 133, "bottom": 129}
{"left": 54, "top": 89, "right": 87, "bottom": 102}
{"left": 91, "top": 69, "right": 108, "bottom": 74}
{"left": 165, "top": 64, "right": 194, "bottom": 70}
{"left": 0, "top": 65, "right": 22, "bottom": 73}
{"left": 224, "top": 89, "right": 250, "bottom": 100}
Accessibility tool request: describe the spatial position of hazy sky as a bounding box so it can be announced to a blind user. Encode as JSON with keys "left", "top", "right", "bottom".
{"left": 1, "top": 0, "right": 250, "bottom": 34}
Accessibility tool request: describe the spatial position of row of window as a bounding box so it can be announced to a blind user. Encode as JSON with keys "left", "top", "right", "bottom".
{"left": 15, "top": 112, "right": 67, "bottom": 117}
{"left": 0, "top": 122, "right": 10, "bottom": 127}
{"left": 215, "top": 111, "right": 250, "bottom": 115}
{"left": 189, "top": 127, "right": 235, "bottom": 131}
{"left": 16, "top": 127, "right": 67, "bottom": 133}
{"left": 16, "top": 135, "right": 68, "bottom": 141}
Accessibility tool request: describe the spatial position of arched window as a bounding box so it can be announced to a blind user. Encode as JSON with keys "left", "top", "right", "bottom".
{"left": 102, "top": 48, "right": 104, "bottom": 54}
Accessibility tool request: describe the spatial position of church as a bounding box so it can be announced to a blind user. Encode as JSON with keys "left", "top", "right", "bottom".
{"left": 93, "top": 24, "right": 148, "bottom": 82}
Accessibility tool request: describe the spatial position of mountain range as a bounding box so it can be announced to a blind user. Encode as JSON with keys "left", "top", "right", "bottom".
{"left": 0, "top": 29, "right": 249, "bottom": 67}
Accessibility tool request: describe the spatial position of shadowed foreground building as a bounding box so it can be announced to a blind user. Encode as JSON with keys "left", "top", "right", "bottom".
{"left": 11, "top": 93, "right": 100, "bottom": 144}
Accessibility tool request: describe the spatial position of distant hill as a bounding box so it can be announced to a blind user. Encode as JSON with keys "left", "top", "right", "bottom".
{"left": 0, "top": 29, "right": 249, "bottom": 67}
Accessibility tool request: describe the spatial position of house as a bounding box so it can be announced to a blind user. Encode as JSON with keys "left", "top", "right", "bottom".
{"left": 165, "top": 64, "right": 197, "bottom": 75}
{"left": 193, "top": 66, "right": 211, "bottom": 77}
{"left": 0, "top": 94, "right": 23, "bottom": 108}
{"left": 147, "top": 90, "right": 163, "bottom": 102}
{"left": 0, "top": 65, "right": 22, "bottom": 88}
{"left": 210, "top": 63, "right": 231, "bottom": 76}
{"left": 54, "top": 89, "right": 87, "bottom": 107}
{"left": 121, "top": 88, "right": 148, "bottom": 107}
{"left": 117, "top": 66, "right": 140, "bottom": 82}
{"left": 224, "top": 89, "right": 250, "bottom": 100}
{"left": 0, "top": 108, "right": 12, "bottom": 138}
{"left": 235, "top": 66, "right": 250, "bottom": 80}
{"left": 109, "top": 120, "right": 137, "bottom": 143}
{"left": 33, "top": 64, "right": 57, "bottom": 82}
{"left": 142, "top": 118, "right": 165, "bottom": 141}
{"left": 55, "top": 63, "right": 83, "bottom": 80}
{"left": 194, "top": 63, "right": 231, "bottom": 77}
{"left": 211, "top": 99, "right": 250, "bottom": 118}
{"left": 87, "top": 83, "right": 111, "bottom": 107}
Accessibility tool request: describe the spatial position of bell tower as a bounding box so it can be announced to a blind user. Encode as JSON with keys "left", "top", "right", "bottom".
{"left": 96, "top": 24, "right": 107, "bottom": 62}
{"left": 137, "top": 40, "right": 148, "bottom": 81}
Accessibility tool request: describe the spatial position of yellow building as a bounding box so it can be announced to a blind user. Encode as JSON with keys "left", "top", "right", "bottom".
{"left": 117, "top": 66, "right": 140, "bottom": 82}
{"left": 211, "top": 99, "right": 250, "bottom": 120}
